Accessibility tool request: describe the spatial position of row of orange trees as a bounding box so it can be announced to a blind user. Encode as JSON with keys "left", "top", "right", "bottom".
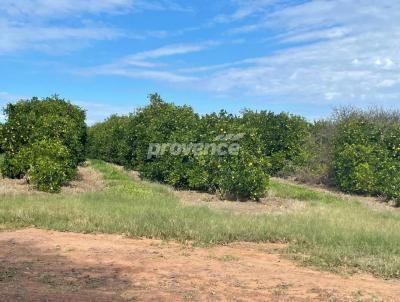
{"left": 1, "top": 95, "right": 399, "bottom": 204}
{"left": 87, "top": 94, "right": 308, "bottom": 200}
{"left": 294, "top": 108, "right": 400, "bottom": 205}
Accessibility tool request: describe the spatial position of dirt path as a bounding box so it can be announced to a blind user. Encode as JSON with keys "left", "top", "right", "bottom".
{"left": 0, "top": 229, "right": 399, "bottom": 302}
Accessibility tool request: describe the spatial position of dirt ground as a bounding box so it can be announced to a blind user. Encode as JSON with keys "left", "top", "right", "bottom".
{"left": 123, "top": 168, "right": 398, "bottom": 215}
{"left": 119, "top": 167, "right": 306, "bottom": 215}
{"left": 0, "top": 164, "right": 104, "bottom": 196}
{"left": 276, "top": 177, "right": 399, "bottom": 211}
{"left": 0, "top": 229, "right": 399, "bottom": 302}
{"left": 176, "top": 189, "right": 307, "bottom": 215}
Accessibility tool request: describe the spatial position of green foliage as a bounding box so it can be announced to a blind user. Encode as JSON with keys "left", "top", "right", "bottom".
{"left": 288, "top": 107, "right": 400, "bottom": 205}
{"left": 334, "top": 144, "right": 382, "bottom": 194}
{"left": 87, "top": 115, "right": 131, "bottom": 166}
{"left": 378, "top": 161, "right": 400, "bottom": 203}
{"left": 129, "top": 96, "right": 273, "bottom": 200}
{"left": 214, "top": 150, "right": 270, "bottom": 200}
{"left": 241, "top": 110, "right": 309, "bottom": 175}
{"left": 87, "top": 95, "right": 399, "bottom": 205}
{"left": 332, "top": 108, "right": 400, "bottom": 204}
{"left": 1, "top": 96, "right": 86, "bottom": 192}
{"left": 1, "top": 149, "right": 31, "bottom": 179}
{"left": 133, "top": 94, "right": 201, "bottom": 185}
{"left": 1, "top": 95, "right": 87, "bottom": 166}
{"left": 26, "top": 139, "right": 76, "bottom": 192}
{"left": 287, "top": 120, "right": 336, "bottom": 184}
{"left": 34, "top": 114, "right": 86, "bottom": 165}
{"left": 0, "top": 123, "right": 3, "bottom": 153}
{"left": 88, "top": 94, "right": 279, "bottom": 200}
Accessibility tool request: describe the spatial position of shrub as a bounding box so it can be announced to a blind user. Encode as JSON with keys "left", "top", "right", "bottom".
{"left": 1, "top": 96, "right": 85, "bottom": 192}
{"left": 1, "top": 95, "right": 87, "bottom": 168}
{"left": 87, "top": 115, "right": 132, "bottom": 166}
{"left": 0, "top": 123, "right": 3, "bottom": 153}
{"left": 34, "top": 114, "right": 86, "bottom": 165}
{"left": 274, "top": 107, "right": 400, "bottom": 205}
{"left": 332, "top": 108, "right": 400, "bottom": 203}
{"left": 241, "top": 110, "right": 309, "bottom": 175}
{"left": 132, "top": 94, "right": 200, "bottom": 184}
{"left": 86, "top": 95, "right": 400, "bottom": 204}
{"left": 25, "top": 139, "right": 76, "bottom": 192}
{"left": 1, "top": 149, "right": 31, "bottom": 179}
{"left": 87, "top": 94, "right": 272, "bottom": 200}
{"left": 333, "top": 144, "right": 383, "bottom": 194}
{"left": 214, "top": 150, "right": 270, "bottom": 200}
{"left": 376, "top": 158, "right": 400, "bottom": 205}
{"left": 287, "top": 120, "right": 336, "bottom": 185}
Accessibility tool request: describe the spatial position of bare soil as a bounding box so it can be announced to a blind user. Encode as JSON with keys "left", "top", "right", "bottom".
{"left": 61, "top": 164, "right": 104, "bottom": 194}
{"left": 0, "top": 164, "right": 104, "bottom": 196}
{"left": 123, "top": 168, "right": 398, "bottom": 215}
{"left": 275, "top": 177, "right": 399, "bottom": 211}
{"left": 176, "top": 189, "right": 306, "bottom": 215}
{"left": 120, "top": 167, "right": 306, "bottom": 215}
{"left": 0, "top": 229, "right": 399, "bottom": 302}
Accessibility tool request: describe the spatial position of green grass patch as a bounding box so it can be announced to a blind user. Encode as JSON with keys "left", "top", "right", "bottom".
{"left": 1, "top": 160, "right": 400, "bottom": 279}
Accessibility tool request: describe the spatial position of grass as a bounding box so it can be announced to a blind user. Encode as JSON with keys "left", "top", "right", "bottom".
{"left": 0, "top": 263, "right": 17, "bottom": 282}
{"left": 1, "top": 159, "right": 400, "bottom": 279}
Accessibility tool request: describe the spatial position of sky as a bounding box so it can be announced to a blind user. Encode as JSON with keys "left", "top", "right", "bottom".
{"left": 0, "top": 0, "right": 400, "bottom": 124}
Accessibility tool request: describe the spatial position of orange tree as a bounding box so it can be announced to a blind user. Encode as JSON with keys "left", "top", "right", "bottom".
{"left": 1, "top": 96, "right": 87, "bottom": 192}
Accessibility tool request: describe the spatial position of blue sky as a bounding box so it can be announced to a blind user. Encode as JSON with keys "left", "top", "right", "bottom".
{"left": 1, "top": 0, "right": 399, "bottom": 124}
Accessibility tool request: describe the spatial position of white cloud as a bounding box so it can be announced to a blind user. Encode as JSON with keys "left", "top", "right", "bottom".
{"left": 88, "top": 68, "right": 197, "bottom": 83}
{"left": 75, "top": 100, "right": 137, "bottom": 125}
{"left": 188, "top": 0, "right": 400, "bottom": 105}
{"left": 0, "top": 91, "right": 23, "bottom": 103}
{"left": 125, "top": 41, "right": 219, "bottom": 61}
{"left": 0, "top": 0, "right": 191, "bottom": 54}
{"left": 197, "top": 32, "right": 400, "bottom": 104}
{"left": 6, "top": 0, "right": 397, "bottom": 110}
{"left": 75, "top": 41, "right": 218, "bottom": 83}
{"left": 324, "top": 92, "right": 341, "bottom": 101}
{"left": 377, "top": 79, "right": 398, "bottom": 88}
{"left": 74, "top": 0, "right": 400, "bottom": 106}
{"left": 64, "top": 1, "right": 400, "bottom": 107}
{"left": 0, "top": 20, "right": 121, "bottom": 53}
{"left": 214, "top": 0, "right": 280, "bottom": 23}
{"left": 282, "top": 27, "right": 350, "bottom": 43}
{"left": 0, "top": 0, "right": 191, "bottom": 18}
{"left": 0, "top": 0, "right": 131, "bottom": 17}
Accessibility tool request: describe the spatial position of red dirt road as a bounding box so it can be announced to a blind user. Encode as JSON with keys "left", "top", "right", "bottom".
{"left": 0, "top": 229, "right": 399, "bottom": 301}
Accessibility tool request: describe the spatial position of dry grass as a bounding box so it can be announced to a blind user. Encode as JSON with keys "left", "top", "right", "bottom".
{"left": 0, "top": 163, "right": 104, "bottom": 196}
{"left": 176, "top": 189, "right": 306, "bottom": 215}
{"left": 61, "top": 164, "right": 104, "bottom": 194}
{"left": 119, "top": 167, "right": 306, "bottom": 215}
{"left": 1, "top": 160, "right": 400, "bottom": 279}
{"left": 116, "top": 165, "right": 397, "bottom": 215}
{"left": 0, "top": 176, "right": 42, "bottom": 196}
{"left": 275, "top": 177, "right": 398, "bottom": 211}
